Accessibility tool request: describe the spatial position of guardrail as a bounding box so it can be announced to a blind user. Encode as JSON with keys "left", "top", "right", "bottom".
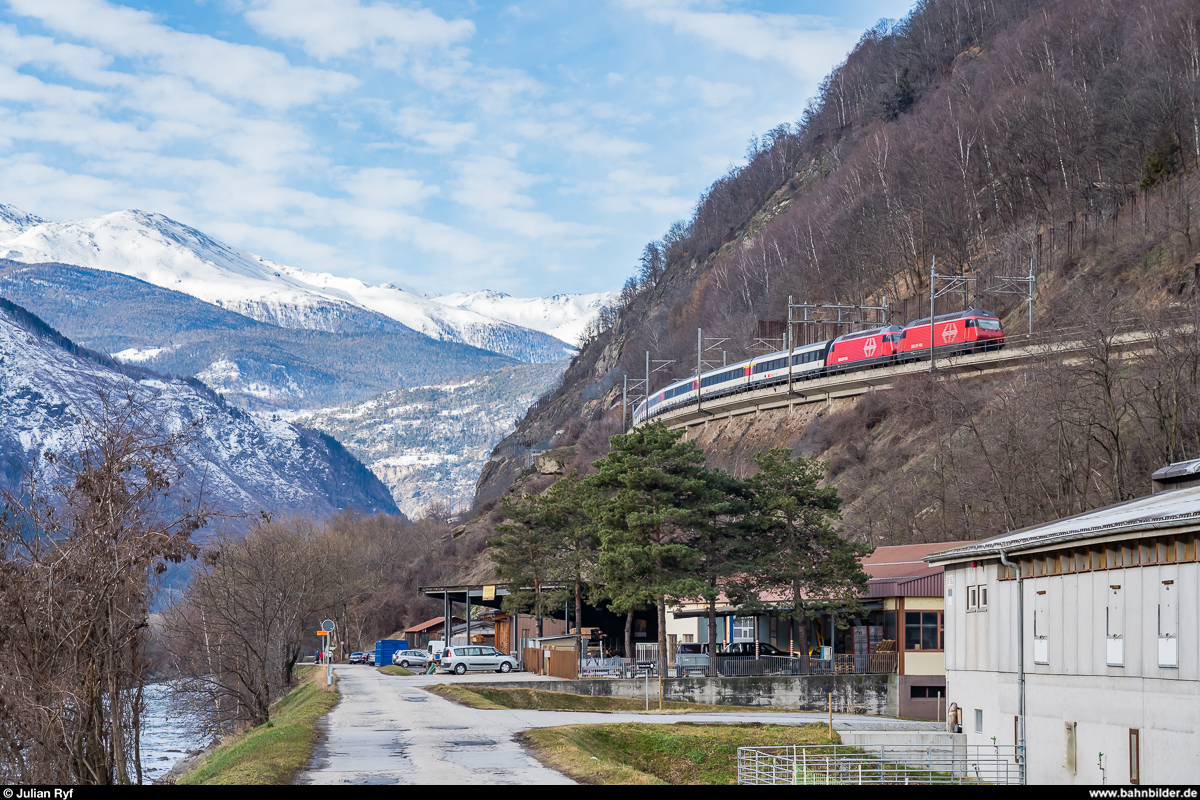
{"left": 737, "top": 744, "right": 1022, "bottom": 785}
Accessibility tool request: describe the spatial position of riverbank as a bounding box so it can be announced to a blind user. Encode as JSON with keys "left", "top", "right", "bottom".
{"left": 174, "top": 666, "right": 338, "bottom": 785}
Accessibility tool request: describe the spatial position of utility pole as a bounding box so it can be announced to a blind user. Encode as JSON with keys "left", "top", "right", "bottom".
{"left": 929, "top": 255, "right": 936, "bottom": 374}
{"left": 988, "top": 258, "right": 1037, "bottom": 338}
{"left": 928, "top": 256, "right": 976, "bottom": 372}
{"left": 787, "top": 295, "right": 795, "bottom": 395}
{"left": 622, "top": 375, "right": 628, "bottom": 433}
{"left": 696, "top": 327, "right": 702, "bottom": 413}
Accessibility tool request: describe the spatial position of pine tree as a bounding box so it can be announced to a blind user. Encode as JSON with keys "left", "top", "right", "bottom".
{"left": 488, "top": 490, "right": 563, "bottom": 636}
{"left": 739, "top": 449, "right": 871, "bottom": 655}
{"left": 588, "top": 422, "right": 723, "bottom": 670}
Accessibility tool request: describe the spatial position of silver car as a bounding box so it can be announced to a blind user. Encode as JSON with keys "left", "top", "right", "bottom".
{"left": 392, "top": 649, "right": 429, "bottom": 668}
{"left": 440, "top": 645, "right": 517, "bottom": 675}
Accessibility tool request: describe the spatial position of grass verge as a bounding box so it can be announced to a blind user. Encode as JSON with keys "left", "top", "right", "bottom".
{"left": 425, "top": 685, "right": 794, "bottom": 714}
{"left": 377, "top": 665, "right": 413, "bottom": 676}
{"left": 178, "top": 666, "right": 338, "bottom": 785}
{"left": 521, "top": 722, "right": 838, "bottom": 785}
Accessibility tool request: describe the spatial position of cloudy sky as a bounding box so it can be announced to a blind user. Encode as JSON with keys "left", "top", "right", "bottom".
{"left": 0, "top": 0, "right": 916, "bottom": 296}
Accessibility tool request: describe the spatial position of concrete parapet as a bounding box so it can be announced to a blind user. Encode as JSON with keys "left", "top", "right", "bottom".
{"left": 500, "top": 673, "right": 899, "bottom": 716}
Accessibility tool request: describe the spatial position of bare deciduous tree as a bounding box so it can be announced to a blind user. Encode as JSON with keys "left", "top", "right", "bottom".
{"left": 0, "top": 384, "right": 209, "bottom": 784}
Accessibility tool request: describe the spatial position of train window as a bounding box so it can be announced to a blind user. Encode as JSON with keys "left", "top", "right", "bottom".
{"left": 977, "top": 319, "right": 1002, "bottom": 330}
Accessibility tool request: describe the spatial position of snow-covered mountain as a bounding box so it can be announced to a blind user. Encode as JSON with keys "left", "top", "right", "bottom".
{"left": 0, "top": 295, "right": 399, "bottom": 519}
{"left": 290, "top": 360, "right": 566, "bottom": 517}
{"left": 0, "top": 205, "right": 604, "bottom": 362}
{"left": 435, "top": 289, "right": 617, "bottom": 347}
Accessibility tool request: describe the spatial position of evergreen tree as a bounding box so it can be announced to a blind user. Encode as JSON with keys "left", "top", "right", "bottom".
{"left": 588, "top": 422, "right": 723, "bottom": 670}
{"left": 488, "top": 489, "right": 563, "bottom": 636}
{"left": 543, "top": 471, "right": 600, "bottom": 638}
{"left": 738, "top": 449, "right": 871, "bottom": 655}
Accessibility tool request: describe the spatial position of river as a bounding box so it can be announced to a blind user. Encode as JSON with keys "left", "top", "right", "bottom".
{"left": 139, "top": 682, "right": 211, "bottom": 783}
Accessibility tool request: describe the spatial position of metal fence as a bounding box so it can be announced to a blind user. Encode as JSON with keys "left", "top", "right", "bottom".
{"left": 580, "top": 656, "right": 629, "bottom": 678}
{"left": 737, "top": 744, "right": 1022, "bottom": 785}
{"left": 709, "top": 653, "right": 896, "bottom": 677}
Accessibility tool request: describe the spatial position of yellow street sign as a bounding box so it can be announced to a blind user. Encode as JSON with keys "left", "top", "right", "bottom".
{"left": 317, "top": 630, "right": 329, "bottom": 636}
{"left": 482, "top": 585, "right": 496, "bottom": 601}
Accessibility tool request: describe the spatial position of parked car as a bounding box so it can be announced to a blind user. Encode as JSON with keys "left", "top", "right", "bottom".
{"left": 674, "top": 642, "right": 710, "bottom": 676}
{"left": 439, "top": 645, "right": 517, "bottom": 675}
{"left": 348, "top": 652, "right": 368, "bottom": 665}
{"left": 723, "top": 642, "right": 791, "bottom": 656}
{"left": 392, "top": 649, "right": 429, "bottom": 668}
{"left": 367, "top": 651, "right": 376, "bottom": 665}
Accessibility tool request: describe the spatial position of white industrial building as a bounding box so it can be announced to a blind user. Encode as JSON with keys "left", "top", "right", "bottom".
{"left": 928, "top": 461, "right": 1200, "bottom": 785}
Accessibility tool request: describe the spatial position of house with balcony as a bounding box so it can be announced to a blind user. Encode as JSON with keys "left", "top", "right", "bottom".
{"left": 666, "top": 541, "right": 966, "bottom": 719}
{"left": 927, "top": 460, "right": 1200, "bottom": 785}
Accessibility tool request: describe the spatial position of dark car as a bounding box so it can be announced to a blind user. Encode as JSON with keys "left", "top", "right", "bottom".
{"left": 348, "top": 652, "right": 368, "bottom": 664}
{"left": 723, "top": 642, "right": 791, "bottom": 656}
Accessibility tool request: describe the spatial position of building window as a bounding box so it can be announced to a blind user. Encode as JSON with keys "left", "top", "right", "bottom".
{"left": 967, "top": 586, "right": 978, "bottom": 610}
{"left": 732, "top": 617, "right": 755, "bottom": 643}
{"left": 1159, "top": 580, "right": 1178, "bottom": 668}
{"left": 975, "top": 709, "right": 983, "bottom": 734}
{"left": 904, "top": 612, "right": 942, "bottom": 651}
{"left": 978, "top": 585, "right": 988, "bottom": 610}
{"left": 1033, "top": 591, "right": 1049, "bottom": 664}
{"left": 1107, "top": 585, "right": 1125, "bottom": 667}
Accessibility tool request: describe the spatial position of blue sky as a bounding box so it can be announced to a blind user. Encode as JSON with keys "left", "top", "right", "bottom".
{"left": 0, "top": 0, "right": 916, "bottom": 296}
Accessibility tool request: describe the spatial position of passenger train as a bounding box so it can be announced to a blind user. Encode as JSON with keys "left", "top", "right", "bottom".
{"left": 632, "top": 308, "right": 1005, "bottom": 425}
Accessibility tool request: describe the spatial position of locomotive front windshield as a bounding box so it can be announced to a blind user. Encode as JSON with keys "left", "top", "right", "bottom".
{"left": 975, "top": 319, "right": 1002, "bottom": 330}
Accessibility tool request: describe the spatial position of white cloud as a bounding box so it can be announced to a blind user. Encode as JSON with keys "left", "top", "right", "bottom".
{"left": 393, "top": 107, "right": 476, "bottom": 152}
{"left": 513, "top": 119, "right": 647, "bottom": 159}
{"left": 342, "top": 167, "right": 439, "bottom": 208}
{"left": 242, "top": 0, "right": 474, "bottom": 63}
{"left": 451, "top": 155, "right": 599, "bottom": 241}
{"left": 7, "top": 0, "right": 357, "bottom": 109}
{"left": 684, "top": 75, "right": 753, "bottom": 108}
{"left": 620, "top": 0, "right": 857, "bottom": 80}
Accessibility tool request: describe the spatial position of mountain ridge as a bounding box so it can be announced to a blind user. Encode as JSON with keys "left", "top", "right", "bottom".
{"left": 0, "top": 205, "right": 600, "bottom": 362}
{"left": 0, "top": 295, "right": 400, "bottom": 519}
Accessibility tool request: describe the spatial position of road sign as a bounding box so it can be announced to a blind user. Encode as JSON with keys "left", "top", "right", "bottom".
{"left": 482, "top": 585, "right": 496, "bottom": 601}
{"left": 322, "top": 618, "right": 336, "bottom": 631}
{"left": 317, "top": 630, "right": 329, "bottom": 636}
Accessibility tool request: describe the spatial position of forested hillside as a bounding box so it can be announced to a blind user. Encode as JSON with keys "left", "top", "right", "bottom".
{"left": 474, "top": 0, "right": 1200, "bottom": 548}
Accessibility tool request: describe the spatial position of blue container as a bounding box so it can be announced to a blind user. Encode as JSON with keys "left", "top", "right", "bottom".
{"left": 376, "top": 639, "right": 408, "bottom": 666}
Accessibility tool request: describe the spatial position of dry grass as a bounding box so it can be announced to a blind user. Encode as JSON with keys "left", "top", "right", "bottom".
{"left": 376, "top": 665, "right": 414, "bottom": 676}
{"left": 521, "top": 722, "right": 838, "bottom": 785}
{"left": 178, "top": 666, "right": 338, "bottom": 785}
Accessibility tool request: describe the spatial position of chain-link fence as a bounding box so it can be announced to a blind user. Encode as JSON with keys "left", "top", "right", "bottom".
{"left": 737, "top": 744, "right": 1022, "bottom": 785}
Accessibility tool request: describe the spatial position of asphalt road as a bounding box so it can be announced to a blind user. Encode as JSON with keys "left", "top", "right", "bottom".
{"left": 299, "top": 665, "right": 934, "bottom": 785}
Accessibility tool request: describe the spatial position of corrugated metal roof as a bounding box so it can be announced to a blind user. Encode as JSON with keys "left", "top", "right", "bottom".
{"left": 866, "top": 573, "right": 944, "bottom": 599}
{"left": 861, "top": 542, "right": 970, "bottom": 581}
{"left": 403, "top": 615, "right": 462, "bottom": 633}
{"left": 927, "top": 484, "right": 1200, "bottom": 563}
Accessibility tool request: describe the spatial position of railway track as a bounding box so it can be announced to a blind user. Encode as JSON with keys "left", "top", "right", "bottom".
{"left": 644, "top": 327, "right": 1162, "bottom": 431}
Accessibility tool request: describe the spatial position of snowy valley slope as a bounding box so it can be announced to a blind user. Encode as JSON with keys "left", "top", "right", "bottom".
{"left": 290, "top": 360, "right": 566, "bottom": 517}
{"left": 0, "top": 261, "right": 518, "bottom": 409}
{"left": 0, "top": 298, "right": 399, "bottom": 518}
{"left": 0, "top": 204, "right": 603, "bottom": 362}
